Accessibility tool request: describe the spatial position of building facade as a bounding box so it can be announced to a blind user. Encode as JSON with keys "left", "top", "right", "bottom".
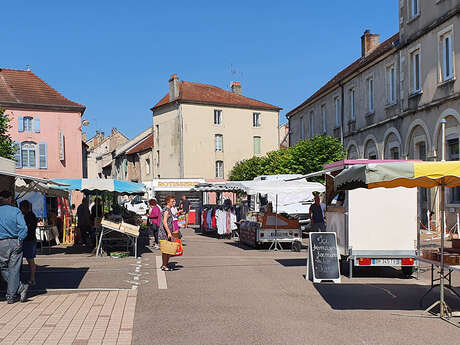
{"left": 151, "top": 75, "right": 281, "bottom": 180}
{"left": 1, "top": 68, "right": 86, "bottom": 181}
{"left": 287, "top": 0, "right": 460, "bottom": 222}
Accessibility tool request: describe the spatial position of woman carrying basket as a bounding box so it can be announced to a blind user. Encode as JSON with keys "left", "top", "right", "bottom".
{"left": 159, "top": 195, "right": 176, "bottom": 271}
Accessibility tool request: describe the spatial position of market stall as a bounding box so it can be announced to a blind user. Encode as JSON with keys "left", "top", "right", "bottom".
{"left": 52, "top": 178, "right": 146, "bottom": 257}
{"left": 334, "top": 161, "right": 460, "bottom": 326}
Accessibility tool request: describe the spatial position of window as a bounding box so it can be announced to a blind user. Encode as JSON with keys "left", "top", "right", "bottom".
{"left": 38, "top": 143, "right": 47, "bottom": 169}
{"left": 146, "top": 158, "right": 150, "bottom": 174}
{"left": 21, "top": 142, "right": 36, "bottom": 168}
{"left": 253, "top": 113, "right": 261, "bottom": 127}
{"left": 155, "top": 125, "right": 159, "bottom": 143}
{"left": 448, "top": 138, "right": 460, "bottom": 203}
{"left": 440, "top": 29, "right": 454, "bottom": 81}
{"left": 216, "top": 161, "right": 224, "bottom": 179}
{"left": 367, "top": 78, "right": 374, "bottom": 112}
{"left": 156, "top": 150, "right": 160, "bottom": 167}
{"left": 59, "top": 130, "right": 65, "bottom": 161}
{"left": 214, "top": 110, "right": 222, "bottom": 125}
{"left": 18, "top": 116, "right": 40, "bottom": 133}
{"left": 335, "top": 97, "right": 340, "bottom": 127}
{"left": 321, "top": 105, "right": 326, "bottom": 133}
{"left": 300, "top": 116, "right": 305, "bottom": 140}
{"left": 410, "top": 0, "right": 420, "bottom": 18}
{"left": 411, "top": 49, "right": 421, "bottom": 92}
{"left": 387, "top": 65, "right": 396, "bottom": 103}
{"left": 253, "top": 136, "right": 261, "bottom": 154}
{"left": 417, "top": 142, "right": 426, "bottom": 161}
{"left": 215, "top": 134, "right": 223, "bottom": 152}
{"left": 349, "top": 89, "right": 355, "bottom": 121}
{"left": 310, "top": 112, "right": 314, "bottom": 137}
{"left": 23, "top": 117, "right": 33, "bottom": 132}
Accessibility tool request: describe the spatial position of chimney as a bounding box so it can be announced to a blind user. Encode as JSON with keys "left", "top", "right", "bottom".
{"left": 361, "top": 30, "right": 380, "bottom": 57}
{"left": 169, "top": 74, "right": 179, "bottom": 101}
{"left": 101, "top": 131, "right": 105, "bottom": 141}
{"left": 111, "top": 128, "right": 117, "bottom": 135}
{"left": 231, "top": 81, "right": 242, "bottom": 95}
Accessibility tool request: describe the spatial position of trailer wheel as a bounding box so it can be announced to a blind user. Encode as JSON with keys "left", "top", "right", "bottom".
{"left": 401, "top": 266, "right": 414, "bottom": 278}
{"left": 291, "top": 241, "right": 301, "bottom": 252}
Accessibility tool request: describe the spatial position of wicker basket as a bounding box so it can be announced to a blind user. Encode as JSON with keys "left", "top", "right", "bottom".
{"left": 160, "top": 240, "right": 179, "bottom": 255}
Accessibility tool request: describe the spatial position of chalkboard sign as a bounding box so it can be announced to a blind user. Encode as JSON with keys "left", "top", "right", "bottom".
{"left": 307, "top": 232, "right": 340, "bottom": 283}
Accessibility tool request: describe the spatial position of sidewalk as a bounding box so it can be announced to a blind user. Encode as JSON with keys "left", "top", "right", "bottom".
{"left": 0, "top": 289, "right": 137, "bottom": 345}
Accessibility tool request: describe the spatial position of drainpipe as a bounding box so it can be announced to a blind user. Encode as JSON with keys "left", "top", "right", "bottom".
{"left": 441, "top": 118, "right": 446, "bottom": 162}
{"left": 340, "top": 83, "right": 344, "bottom": 145}
{"left": 178, "top": 102, "right": 184, "bottom": 178}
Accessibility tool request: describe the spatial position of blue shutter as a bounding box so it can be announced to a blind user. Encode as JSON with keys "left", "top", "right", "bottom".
{"left": 39, "top": 142, "right": 47, "bottom": 169}
{"left": 14, "top": 142, "right": 22, "bottom": 168}
{"left": 18, "top": 117, "right": 24, "bottom": 132}
{"left": 34, "top": 118, "right": 40, "bottom": 133}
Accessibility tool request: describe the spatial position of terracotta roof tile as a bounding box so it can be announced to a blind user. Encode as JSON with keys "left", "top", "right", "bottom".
{"left": 127, "top": 133, "right": 153, "bottom": 155}
{"left": 0, "top": 68, "right": 85, "bottom": 112}
{"left": 286, "top": 33, "right": 399, "bottom": 117}
{"left": 152, "top": 81, "right": 280, "bottom": 111}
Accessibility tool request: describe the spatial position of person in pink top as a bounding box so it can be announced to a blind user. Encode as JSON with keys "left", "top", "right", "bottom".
{"left": 148, "top": 199, "right": 162, "bottom": 249}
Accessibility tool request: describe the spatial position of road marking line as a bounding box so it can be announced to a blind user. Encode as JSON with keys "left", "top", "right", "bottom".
{"left": 156, "top": 256, "right": 167, "bottom": 290}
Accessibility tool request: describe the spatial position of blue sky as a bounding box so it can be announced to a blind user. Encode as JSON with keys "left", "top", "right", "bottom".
{"left": 3, "top": 0, "right": 398, "bottom": 139}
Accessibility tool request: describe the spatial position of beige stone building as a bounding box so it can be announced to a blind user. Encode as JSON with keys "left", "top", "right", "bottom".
{"left": 86, "top": 128, "right": 129, "bottom": 179}
{"left": 151, "top": 75, "right": 281, "bottom": 180}
{"left": 287, "top": 0, "right": 459, "bottom": 222}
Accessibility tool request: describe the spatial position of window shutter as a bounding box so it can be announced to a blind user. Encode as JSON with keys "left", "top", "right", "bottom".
{"left": 18, "top": 117, "right": 24, "bottom": 132}
{"left": 14, "top": 142, "right": 22, "bottom": 168}
{"left": 34, "top": 118, "right": 40, "bottom": 133}
{"left": 39, "top": 142, "right": 48, "bottom": 169}
{"left": 59, "top": 131, "right": 65, "bottom": 161}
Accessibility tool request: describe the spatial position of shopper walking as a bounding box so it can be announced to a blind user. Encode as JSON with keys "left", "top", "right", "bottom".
{"left": 19, "top": 200, "right": 38, "bottom": 286}
{"left": 158, "top": 195, "right": 175, "bottom": 271}
{"left": 148, "top": 199, "right": 161, "bottom": 250}
{"left": 0, "top": 191, "right": 29, "bottom": 303}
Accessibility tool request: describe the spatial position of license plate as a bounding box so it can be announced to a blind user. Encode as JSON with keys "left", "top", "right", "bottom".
{"left": 372, "top": 259, "right": 401, "bottom": 266}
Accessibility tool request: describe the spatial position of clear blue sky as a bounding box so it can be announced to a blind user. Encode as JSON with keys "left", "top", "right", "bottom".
{"left": 3, "top": 0, "right": 398, "bottom": 139}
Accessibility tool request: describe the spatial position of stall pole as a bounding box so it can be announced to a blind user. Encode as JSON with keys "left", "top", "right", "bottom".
{"left": 457, "top": 213, "right": 459, "bottom": 235}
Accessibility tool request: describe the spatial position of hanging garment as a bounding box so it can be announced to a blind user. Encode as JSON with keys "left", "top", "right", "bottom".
{"left": 216, "top": 209, "right": 226, "bottom": 235}
{"left": 206, "top": 209, "right": 212, "bottom": 229}
{"left": 231, "top": 212, "right": 238, "bottom": 231}
{"left": 225, "top": 211, "right": 231, "bottom": 234}
{"left": 212, "top": 208, "right": 217, "bottom": 229}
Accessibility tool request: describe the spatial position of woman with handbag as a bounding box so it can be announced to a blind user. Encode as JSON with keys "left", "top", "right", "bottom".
{"left": 159, "top": 195, "right": 176, "bottom": 271}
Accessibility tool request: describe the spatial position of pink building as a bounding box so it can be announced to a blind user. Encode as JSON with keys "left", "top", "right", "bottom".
{"left": 0, "top": 68, "right": 86, "bottom": 182}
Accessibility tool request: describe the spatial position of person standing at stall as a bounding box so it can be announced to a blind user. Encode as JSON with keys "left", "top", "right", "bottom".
{"left": 179, "top": 195, "right": 191, "bottom": 226}
{"left": 309, "top": 194, "right": 326, "bottom": 232}
{"left": 77, "top": 198, "right": 91, "bottom": 246}
{"left": 0, "top": 190, "right": 29, "bottom": 303}
{"left": 159, "top": 195, "right": 175, "bottom": 271}
{"left": 148, "top": 199, "right": 161, "bottom": 250}
{"left": 19, "top": 200, "right": 38, "bottom": 286}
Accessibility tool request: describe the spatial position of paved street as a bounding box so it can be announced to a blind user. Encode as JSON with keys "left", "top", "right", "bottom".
{"left": 0, "top": 230, "right": 459, "bottom": 344}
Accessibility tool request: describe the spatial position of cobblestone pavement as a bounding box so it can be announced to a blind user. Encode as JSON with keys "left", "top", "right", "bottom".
{"left": 0, "top": 289, "right": 137, "bottom": 345}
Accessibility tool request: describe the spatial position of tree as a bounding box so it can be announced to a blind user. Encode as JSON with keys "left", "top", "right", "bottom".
{"left": 0, "top": 108, "right": 15, "bottom": 159}
{"left": 229, "top": 135, "right": 346, "bottom": 181}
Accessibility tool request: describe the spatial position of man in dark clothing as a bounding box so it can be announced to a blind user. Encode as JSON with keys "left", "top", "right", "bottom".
{"left": 77, "top": 198, "right": 91, "bottom": 246}
{"left": 19, "top": 200, "right": 38, "bottom": 285}
{"left": 179, "top": 195, "right": 191, "bottom": 226}
{"left": 309, "top": 194, "right": 326, "bottom": 232}
{"left": 0, "top": 190, "right": 29, "bottom": 303}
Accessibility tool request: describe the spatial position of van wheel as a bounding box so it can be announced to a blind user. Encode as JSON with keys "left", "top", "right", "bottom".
{"left": 291, "top": 241, "right": 301, "bottom": 252}
{"left": 401, "top": 266, "right": 414, "bottom": 278}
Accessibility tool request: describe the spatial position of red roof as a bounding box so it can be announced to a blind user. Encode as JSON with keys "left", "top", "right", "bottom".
{"left": 286, "top": 33, "right": 399, "bottom": 117}
{"left": 127, "top": 133, "right": 153, "bottom": 155}
{"left": 0, "top": 68, "right": 85, "bottom": 112}
{"left": 152, "top": 80, "right": 281, "bottom": 111}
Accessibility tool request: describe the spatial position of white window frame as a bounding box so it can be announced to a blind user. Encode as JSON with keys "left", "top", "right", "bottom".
{"left": 387, "top": 65, "right": 396, "bottom": 104}
{"left": 438, "top": 25, "right": 455, "bottom": 83}
{"left": 310, "top": 111, "right": 314, "bottom": 137}
{"left": 253, "top": 112, "right": 261, "bottom": 127}
{"left": 321, "top": 105, "right": 327, "bottom": 133}
{"left": 216, "top": 161, "right": 224, "bottom": 179}
{"left": 23, "top": 116, "right": 33, "bottom": 132}
{"left": 367, "top": 77, "right": 374, "bottom": 113}
{"left": 215, "top": 134, "right": 223, "bottom": 152}
{"left": 410, "top": 0, "right": 420, "bottom": 19}
{"left": 21, "top": 142, "right": 37, "bottom": 168}
{"left": 409, "top": 45, "right": 421, "bottom": 93}
{"left": 349, "top": 89, "right": 355, "bottom": 121}
{"left": 334, "top": 97, "right": 340, "bottom": 127}
{"left": 214, "top": 109, "right": 222, "bottom": 125}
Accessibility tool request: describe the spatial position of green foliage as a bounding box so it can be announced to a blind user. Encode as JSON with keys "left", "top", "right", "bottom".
{"left": 229, "top": 135, "right": 346, "bottom": 182}
{"left": 0, "top": 109, "right": 15, "bottom": 160}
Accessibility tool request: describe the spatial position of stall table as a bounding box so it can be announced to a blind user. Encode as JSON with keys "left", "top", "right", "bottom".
{"left": 97, "top": 219, "right": 139, "bottom": 258}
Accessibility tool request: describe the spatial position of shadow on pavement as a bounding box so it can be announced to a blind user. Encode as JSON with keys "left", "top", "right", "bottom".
{"left": 276, "top": 258, "right": 307, "bottom": 267}
{"left": 314, "top": 282, "right": 460, "bottom": 311}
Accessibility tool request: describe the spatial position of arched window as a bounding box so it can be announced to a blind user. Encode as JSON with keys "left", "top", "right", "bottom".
{"left": 21, "top": 142, "right": 36, "bottom": 168}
